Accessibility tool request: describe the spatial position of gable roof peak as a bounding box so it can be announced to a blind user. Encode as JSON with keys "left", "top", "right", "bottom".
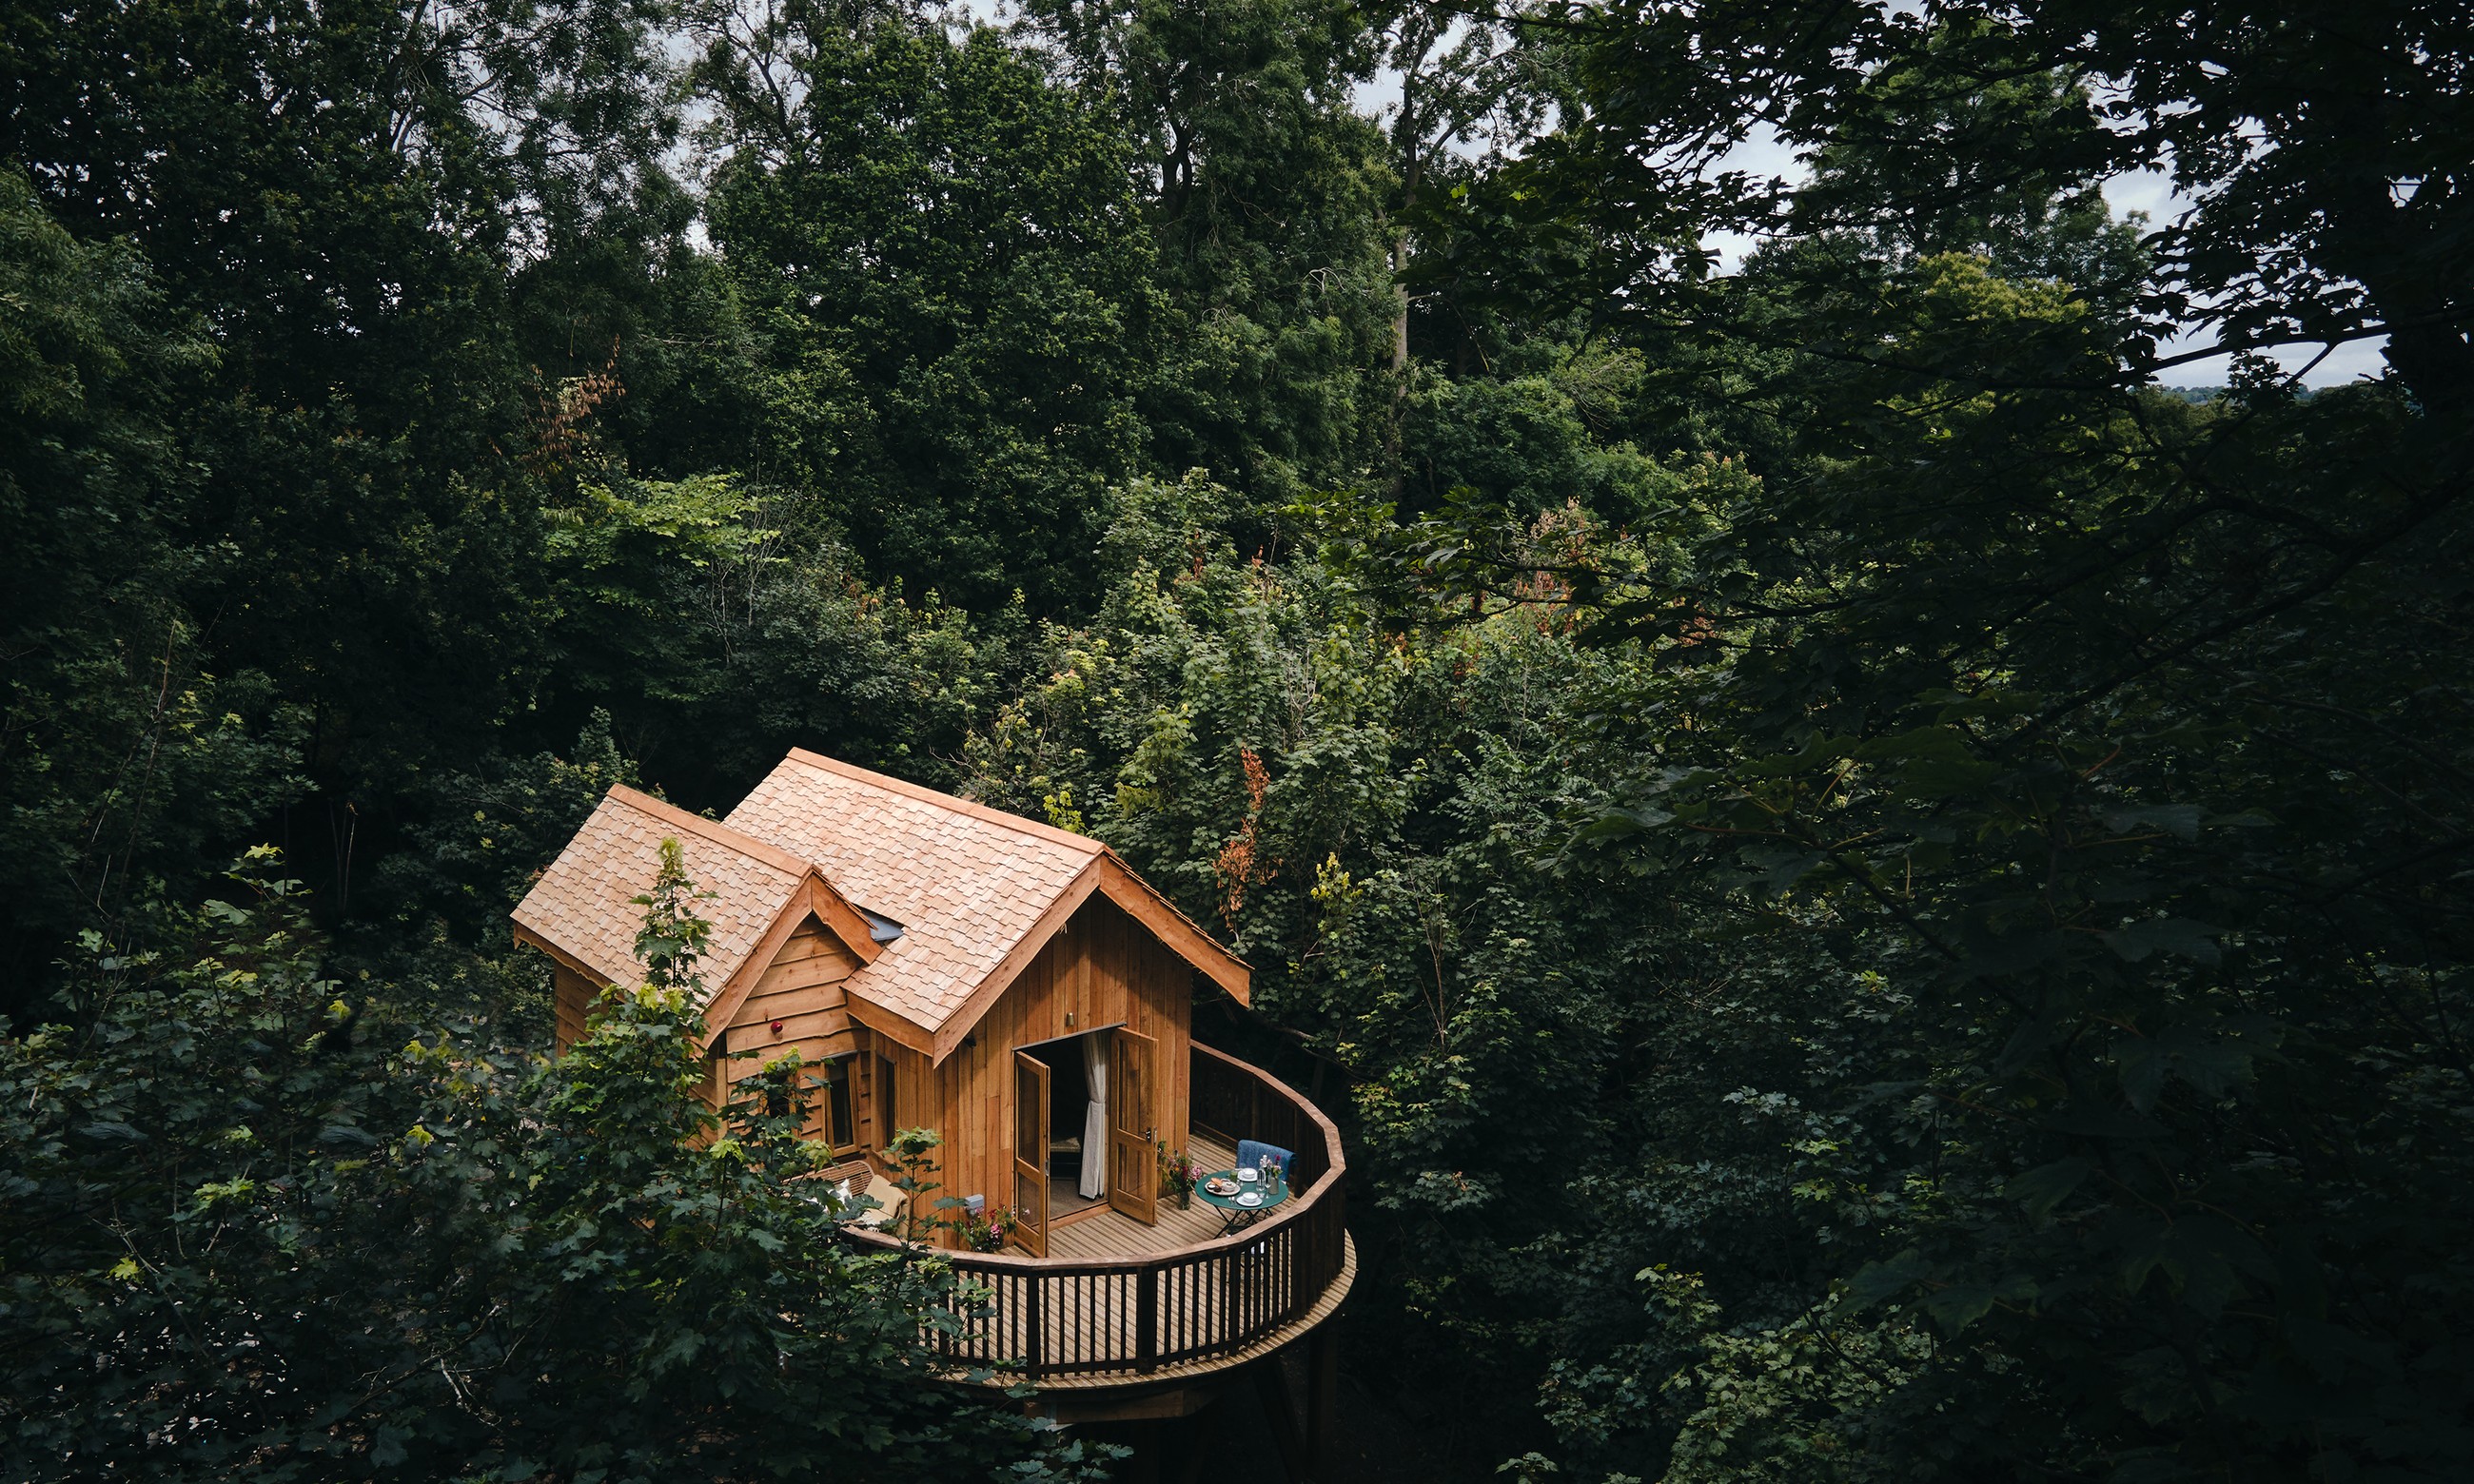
{"left": 724, "top": 751, "right": 1103, "bottom": 1040}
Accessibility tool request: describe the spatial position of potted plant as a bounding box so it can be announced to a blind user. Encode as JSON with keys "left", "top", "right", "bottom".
{"left": 959, "top": 1204, "right": 1018, "bottom": 1253}
{"left": 1156, "top": 1139, "right": 1199, "bottom": 1209}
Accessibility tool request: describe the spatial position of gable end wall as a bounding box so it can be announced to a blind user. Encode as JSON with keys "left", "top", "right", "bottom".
{"left": 886, "top": 893, "right": 1194, "bottom": 1246}
{"left": 714, "top": 916, "right": 863, "bottom": 1133}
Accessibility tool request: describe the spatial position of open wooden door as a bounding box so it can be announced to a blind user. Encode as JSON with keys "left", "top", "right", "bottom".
{"left": 1011, "top": 1049, "right": 1050, "bottom": 1257}
{"left": 1108, "top": 1026, "right": 1157, "bottom": 1225}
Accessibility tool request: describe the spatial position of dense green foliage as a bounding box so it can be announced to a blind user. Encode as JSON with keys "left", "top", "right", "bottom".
{"left": 700, "top": 13, "right": 1157, "bottom": 612}
{"left": 0, "top": 848, "right": 1100, "bottom": 1478}
{"left": 5, "top": 0, "right": 2468, "bottom": 1478}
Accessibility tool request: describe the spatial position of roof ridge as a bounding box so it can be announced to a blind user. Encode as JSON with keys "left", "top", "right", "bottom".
{"left": 775, "top": 749, "right": 1103, "bottom": 855}
{"left": 606, "top": 784, "right": 814, "bottom": 880}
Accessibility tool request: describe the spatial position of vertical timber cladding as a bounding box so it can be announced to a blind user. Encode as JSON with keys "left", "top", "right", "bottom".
{"left": 920, "top": 892, "right": 1195, "bottom": 1244}
{"left": 863, "top": 1032, "right": 935, "bottom": 1180}
{"left": 717, "top": 916, "right": 863, "bottom": 1142}
{"left": 552, "top": 964, "right": 598, "bottom": 1054}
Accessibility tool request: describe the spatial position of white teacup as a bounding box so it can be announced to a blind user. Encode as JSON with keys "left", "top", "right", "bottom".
{"left": 1236, "top": 1166, "right": 1260, "bottom": 1182}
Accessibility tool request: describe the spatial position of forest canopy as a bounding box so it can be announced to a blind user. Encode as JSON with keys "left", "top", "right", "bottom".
{"left": 3, "top": 0, "right": 2468, "bottom": 1479}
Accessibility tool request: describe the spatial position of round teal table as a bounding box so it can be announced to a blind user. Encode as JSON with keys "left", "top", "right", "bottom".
{"left": 1195, "top": 1165, "right": 1288, "bottom": 1234}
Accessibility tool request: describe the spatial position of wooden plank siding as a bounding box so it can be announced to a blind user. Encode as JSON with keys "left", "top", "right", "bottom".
{"left": 710, "top": 917, "right": 865, "bottom": 1146}
{"left": 718, "top": 919, "right": 857, "bottom": 1053}
{"left": 552, "top": 964, "right": 598, "bottom": 1053}
{"left": 878, "top": 893, "right": 1196, "bottom": 1249}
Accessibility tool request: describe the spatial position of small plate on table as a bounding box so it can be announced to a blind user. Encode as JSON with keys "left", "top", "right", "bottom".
{"left": 1236, "top": 1167, "right": 1261, "bottom": 1182}
{"left": 1235, "top": 1191, "right": 1265, "bottom": 1207}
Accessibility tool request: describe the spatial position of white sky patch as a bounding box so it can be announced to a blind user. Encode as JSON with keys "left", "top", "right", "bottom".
{"left": 2152, "top": 325, "right": 2391, "bottom": 389}
{"left": 2101, "top": 169, "right": 2386, "bottom": 388}
{"left": 1354, "top": 62, "right": 1403, "bottom": 123}
{"left": 1700, "top": 121, "right": 1808, "bottom": 272}
{"left": 2101, "top": 166, "right": 2178, "bottom": 225}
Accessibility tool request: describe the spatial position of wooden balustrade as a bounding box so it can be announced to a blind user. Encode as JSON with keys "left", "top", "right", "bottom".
{"left": 1190, "top": 1042, "right": 1329, "bottom": 1190}
{"left": 848, "top": 1044, "right": 1348, "bottom": 1382}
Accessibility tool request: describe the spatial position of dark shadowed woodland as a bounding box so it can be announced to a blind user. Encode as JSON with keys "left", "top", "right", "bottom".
{"left": 4, "top": 0, "right": 2471, "bottom": 1479}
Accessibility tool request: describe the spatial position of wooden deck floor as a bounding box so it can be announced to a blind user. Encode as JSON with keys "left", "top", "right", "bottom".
{"left": 1043, "top": 1132, "right": 1239, "bottom": 1259}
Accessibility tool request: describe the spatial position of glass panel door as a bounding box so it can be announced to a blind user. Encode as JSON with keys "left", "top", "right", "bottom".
{"left": 1107, "top": 1027, "right": 1157, "bottom": 1225}
{"left": 1011, "top": 1048, "right": 1050, "bottom": 1256}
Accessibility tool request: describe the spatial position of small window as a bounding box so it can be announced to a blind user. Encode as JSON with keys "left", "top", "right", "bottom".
{"left": 819, "top": 1056, "right": 855, "bottom": 1151}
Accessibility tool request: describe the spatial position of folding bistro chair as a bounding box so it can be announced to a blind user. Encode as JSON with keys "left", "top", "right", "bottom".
{"left": 1237, "top": 1140, "right": 1293, "bottom": 1184}
{"left": 1226, "top": 1140, "right": 1294, "bottom": 1234}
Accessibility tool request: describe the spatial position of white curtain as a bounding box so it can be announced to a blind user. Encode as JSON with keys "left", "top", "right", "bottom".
{"left": 1079, "top": 1033, "right": 1109, "bottom": 1200}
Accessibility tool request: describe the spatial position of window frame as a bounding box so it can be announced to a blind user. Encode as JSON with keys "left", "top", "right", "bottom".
{"left": 815, "top": 1054, "right": 857, "bottom": 1154}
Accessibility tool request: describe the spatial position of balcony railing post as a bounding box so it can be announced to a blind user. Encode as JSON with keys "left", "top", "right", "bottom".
{"left": 1290, "top": 1212, "right": 1309, "bottom": 1318}
{"left": 1137, "top": 1262, "right": 1160, "bottom": 1373}
{"left": 1024, "top": 1275, "right": 1044, "bottom": 1379}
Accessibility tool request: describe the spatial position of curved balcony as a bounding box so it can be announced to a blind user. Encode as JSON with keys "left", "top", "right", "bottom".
{"left": 847, "top": 1044, "right": 1353, "bottom": 1387}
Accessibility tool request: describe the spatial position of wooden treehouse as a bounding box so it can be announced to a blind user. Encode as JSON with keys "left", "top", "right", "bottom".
{"left": 513, "top": 750, "right": 1353, "bottom": 1470}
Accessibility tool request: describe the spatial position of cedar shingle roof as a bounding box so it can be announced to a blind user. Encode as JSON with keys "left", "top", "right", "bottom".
{"left": 725, "top": 750, "right": 1104, "bottom": 1032}
{"left": 514, "top": 750, "right": 1245, "bottom": 1061}
{"left": 511, "top": 786, "right": 806, "bottom": 998}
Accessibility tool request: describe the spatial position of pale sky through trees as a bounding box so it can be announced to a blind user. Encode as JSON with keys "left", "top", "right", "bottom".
{"left": 978, "top": 0, "right": 2379, "bottom": 389}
